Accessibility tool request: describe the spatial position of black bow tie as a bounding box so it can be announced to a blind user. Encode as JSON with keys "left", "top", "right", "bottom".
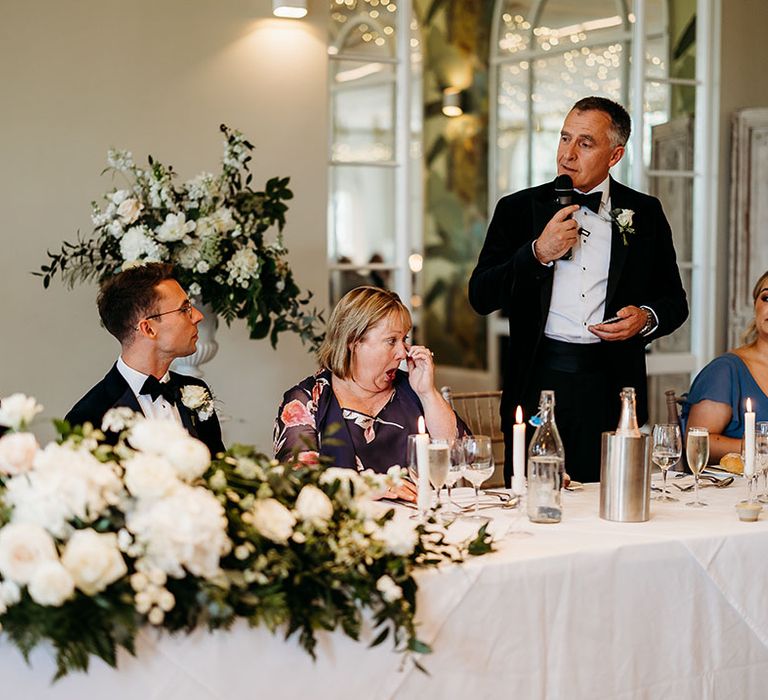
{"left": 574, "top": 191, "right": 603, "bottom": 214}
{"left": 139, "top": 376, "right": 177, "bottom": 404}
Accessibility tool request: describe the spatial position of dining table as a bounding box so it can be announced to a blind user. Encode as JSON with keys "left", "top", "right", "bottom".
{"left": 2, "top": 478, "right": 768, "bottom": 699}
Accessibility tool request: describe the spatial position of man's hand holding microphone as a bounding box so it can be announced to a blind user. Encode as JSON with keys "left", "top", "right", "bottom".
{"left": 533, "top": 174, "right": 580, "bottom": 264}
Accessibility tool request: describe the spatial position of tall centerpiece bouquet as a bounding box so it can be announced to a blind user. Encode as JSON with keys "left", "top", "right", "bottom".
{"left": 0, "top": 394, "right": 492, "bottom": 680}
{"left": 38, "top": 125, "right": 323, "bottom": 349}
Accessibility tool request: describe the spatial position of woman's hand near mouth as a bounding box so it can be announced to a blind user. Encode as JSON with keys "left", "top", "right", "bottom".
{"left": 405, "top": 345, "right": 435, "bottom": 397}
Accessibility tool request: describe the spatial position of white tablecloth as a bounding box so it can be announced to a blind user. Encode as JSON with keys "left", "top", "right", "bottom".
{"left": 3, "top": 483, "right": 768, "bottom": 699}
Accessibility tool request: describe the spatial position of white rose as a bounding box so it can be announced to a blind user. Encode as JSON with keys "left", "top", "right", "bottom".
{"left": 0, "top": 523, "right": 58, "bottom": 584}
{"left": 377, "top": 519, "right": 418, "bottom": 556}
{"left": 28, "top": 560, "right": 76, "bottom": 606}
{"left": 156, "top": 212, "right": 195, "bottom": 242}
{"left": 617, "top": 209, "right": 633, "bottom": 227}
{"left": 163, "top": 438, "right": 210, "bottom": 482}
{"left": 61, "top": 530, "right": 127, "bottom": 595}
{"left": 0, "top": 432, "right": 39, "bottom": 475}
{"left": 294, "top": 485, "right": 334, "bottom": 525}
{"left": 250, "top": 498, "right": 296, "bottom": 544}
{"left": 180, "top": 385, "right": 208, "bottom": 410}
{"left": 117, "top": 197, "right": 142, "bottom": 224}
{"left": 129, "top": 418, "right": 190, "bottom": 455}
{"left": 376, "top": 574, "right": 403, "bottom": 603}
{"left": 0, "top": 393, "right": 44, "bottom": 431}
{"left": 124, "top": 453, "right": 179, "bottom": 500}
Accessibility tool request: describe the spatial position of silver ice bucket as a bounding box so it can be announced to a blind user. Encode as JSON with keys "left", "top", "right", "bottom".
{"left": 599, "top": 432, "right": 651, "bottom": 522}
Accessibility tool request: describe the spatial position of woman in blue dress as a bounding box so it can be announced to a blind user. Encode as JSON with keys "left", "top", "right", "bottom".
{"left": 273, "top": 286, "right": 467, "bottom": 500}
{"left": 683, "top": 270, "right": 768, "bottom": 462}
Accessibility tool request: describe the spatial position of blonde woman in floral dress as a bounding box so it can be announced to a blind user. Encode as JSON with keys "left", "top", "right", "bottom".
{"left": 274, "top": 287, "right": 467, "bottom": 499}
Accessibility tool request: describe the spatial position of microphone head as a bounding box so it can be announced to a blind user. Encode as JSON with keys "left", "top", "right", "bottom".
{"left": 554, "top": 174, "right": 574, "bottom": 194}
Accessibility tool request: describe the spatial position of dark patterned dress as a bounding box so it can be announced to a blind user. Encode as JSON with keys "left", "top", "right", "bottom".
{"left": 273, "top": 368, "right": 467, "bottom": 473}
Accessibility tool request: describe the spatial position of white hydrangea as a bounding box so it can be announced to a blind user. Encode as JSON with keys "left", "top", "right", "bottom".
{"left": 101, "top": 407, "right": 139, "bottom": 434}
{"left": 127, "top": 484, "right": 229, "bottom": 580}
{"left": 0, "top": 393, "right": 44, "bottom": 431}
{"left": 107, "top": 220, "right": 124, "bottom": 239}
{"left": 128, "top": 418, "right": 190, "bottom": 455}
{"left": 156, "top": 212, "right": 196, "bottom": 243}
{"left": 376, "top": 519, "right": 418, "bottom": 556}
{"left": 226, "top": 247, "right": 260, "bottom": 288}
{"left": 120, "top": 225, "right": 157, "bottom": 262}
{"left": 6, "top": 443, "right": 122, "bottom": 537}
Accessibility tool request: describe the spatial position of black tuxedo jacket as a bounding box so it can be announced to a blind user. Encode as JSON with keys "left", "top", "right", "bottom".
{"left": 469, "top": 177, "right": 689, "bottom": 429}
{"left": 65, "top": 364, "right": 225, "bottom": 456}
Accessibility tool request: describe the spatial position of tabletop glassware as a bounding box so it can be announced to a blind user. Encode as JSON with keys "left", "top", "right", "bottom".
{"left": 428, "top": 438, "right": 450, "bottom": 509}
{"left": 686, "top": 426, "right": 709, "bottom": 507}
{"left": 652, "top": 423, "right": 681, "bottom": 502}
{"left": 755, "top": 422, "right": 768, "bottom": 504}
{"left": 445, "top": 437, "right": 466, "bottom": 504}
{"left": 462, "top": 435, "right": 494, "bottom": 516}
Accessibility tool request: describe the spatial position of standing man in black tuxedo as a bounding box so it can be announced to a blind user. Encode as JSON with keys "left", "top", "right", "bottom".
{"left": 66, "top": 263, "right": 225, "bottom": 456}
{"left": 469, "top": 96, "right": 688, "bottom": 484}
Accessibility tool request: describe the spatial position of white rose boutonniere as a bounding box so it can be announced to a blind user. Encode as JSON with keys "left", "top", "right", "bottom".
{"left": 180, "top": 385, "right": 215, "bottom": 422}
{"left": 610, "top": 208, "right": 636, "bottom": 246}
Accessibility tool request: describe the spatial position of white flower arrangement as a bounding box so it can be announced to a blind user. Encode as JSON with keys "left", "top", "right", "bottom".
{"left": 179, "top": 385, "right": 215, "bottom": 422}
{"left": 38, "top": 125, "right": 324, "bottom": 350}
{"left": 0, "top": 394, "right": 493, "bottom": 680}
{"left": 610, "top": 207, "right": 636, "bottom": 245}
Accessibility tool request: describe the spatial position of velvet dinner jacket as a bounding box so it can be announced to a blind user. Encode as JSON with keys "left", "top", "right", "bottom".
{"left": 65, "top": 364, "right": 225, "bottom": 456}
{"left": 468, "top": 176, "right": 689, "bottom": 429}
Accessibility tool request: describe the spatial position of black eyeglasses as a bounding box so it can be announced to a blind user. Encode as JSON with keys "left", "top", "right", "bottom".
{"left": 137, "top": 300, "right": 194, "bottom": 329}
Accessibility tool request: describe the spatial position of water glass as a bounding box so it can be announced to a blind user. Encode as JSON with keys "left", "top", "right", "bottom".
{"left": 462, "top": 435, "right": 494, "bottom": 514}
{"left": 757, "top": 422, "right": 768, "bottom": 504}
{"left": 685, "top": 426, "right": 709, "bottom": 507}
{"left": 651, "top": 423, "right": 681, "bottom": 502}
{"left": 446, "top": 437, "right": 466, "bottom": 501}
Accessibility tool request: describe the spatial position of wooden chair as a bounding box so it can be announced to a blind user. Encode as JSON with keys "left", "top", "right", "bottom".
{"left": 441, "top": 387, "right": 505, "bottom": 488}
{"left": 664, "top": 389, "right": 687, "bottom": 473}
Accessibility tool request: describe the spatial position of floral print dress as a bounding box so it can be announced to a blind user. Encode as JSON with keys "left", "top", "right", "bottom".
{"left": 273, "top": 368, "right": 467, "bottom": 473}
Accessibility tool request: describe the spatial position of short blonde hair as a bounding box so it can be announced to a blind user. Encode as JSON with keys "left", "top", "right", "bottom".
{"left": 742, "top": 270, "right": 768, "bottom": 345}
{"left": 318, "top": 286, "right": 411, "bottom": 379}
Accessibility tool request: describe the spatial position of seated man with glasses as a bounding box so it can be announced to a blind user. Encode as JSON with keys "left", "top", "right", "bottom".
{"left": 66, "top": 262, "right": 225, "bottom": 455}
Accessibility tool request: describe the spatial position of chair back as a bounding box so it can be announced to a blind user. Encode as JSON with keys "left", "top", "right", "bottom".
{"left": 441, "top": 387, "right": 505, "bottom": 488}
{"left": 664, "top": 389, "right": 687, "bottom": 473}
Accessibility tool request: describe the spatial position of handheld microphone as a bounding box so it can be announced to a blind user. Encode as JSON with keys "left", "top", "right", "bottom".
{"left": 554, "top": 174, "right": 574, "bottom": 206}
{"left": 553, "top": 174, "right": 575, "bottom": 260}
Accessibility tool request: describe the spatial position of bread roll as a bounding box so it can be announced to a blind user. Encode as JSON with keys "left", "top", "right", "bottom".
{"left": 719, "top": 452, "right": 744, "bottom": 474}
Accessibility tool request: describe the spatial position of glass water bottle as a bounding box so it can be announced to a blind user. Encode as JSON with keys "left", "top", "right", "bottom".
{"left": 527, "top": 390, "right": 565, "bottom": 523}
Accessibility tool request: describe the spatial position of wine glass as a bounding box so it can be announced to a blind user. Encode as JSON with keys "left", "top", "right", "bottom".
{"left": 445, "top": 437, "right": 466, "bottom": 506}
{"left": 427, "top": 438, "right": 450, "bottom": 508}
{"left": 652, "top": 423, "right": 681, "bottom": 502}
{"left": 462, "top": 435, "right": 494, "bottom": 515}
{"left": 756, "top": 422, "right": 768, "bottom": 504}
{"left": 685, "top": 426, "right": 709, "bottom": 507}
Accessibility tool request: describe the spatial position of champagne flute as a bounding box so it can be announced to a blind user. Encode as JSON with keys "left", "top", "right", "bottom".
{"left": 686, "top": 427, "right": 709, "bottom": 507}
{"left": 428, "top": 439, "right": 450, "bottom": 508}
{"left": 652, "top": 423, "right": 681, "bottom": 502}
{"left": 462, "top": 435, "right": 494, "bottom": 515}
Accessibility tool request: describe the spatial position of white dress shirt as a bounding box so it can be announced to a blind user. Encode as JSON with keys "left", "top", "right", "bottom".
{"left": 116, "top": 356, "right": 183, "bottom": 425}
{"left": 544, "top": 176, "right": 613, "bottom": 344}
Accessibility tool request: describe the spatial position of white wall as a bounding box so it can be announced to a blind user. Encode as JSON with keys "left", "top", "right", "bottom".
{"left": 0, "top": 0, "right": 328, "bottom": 448}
